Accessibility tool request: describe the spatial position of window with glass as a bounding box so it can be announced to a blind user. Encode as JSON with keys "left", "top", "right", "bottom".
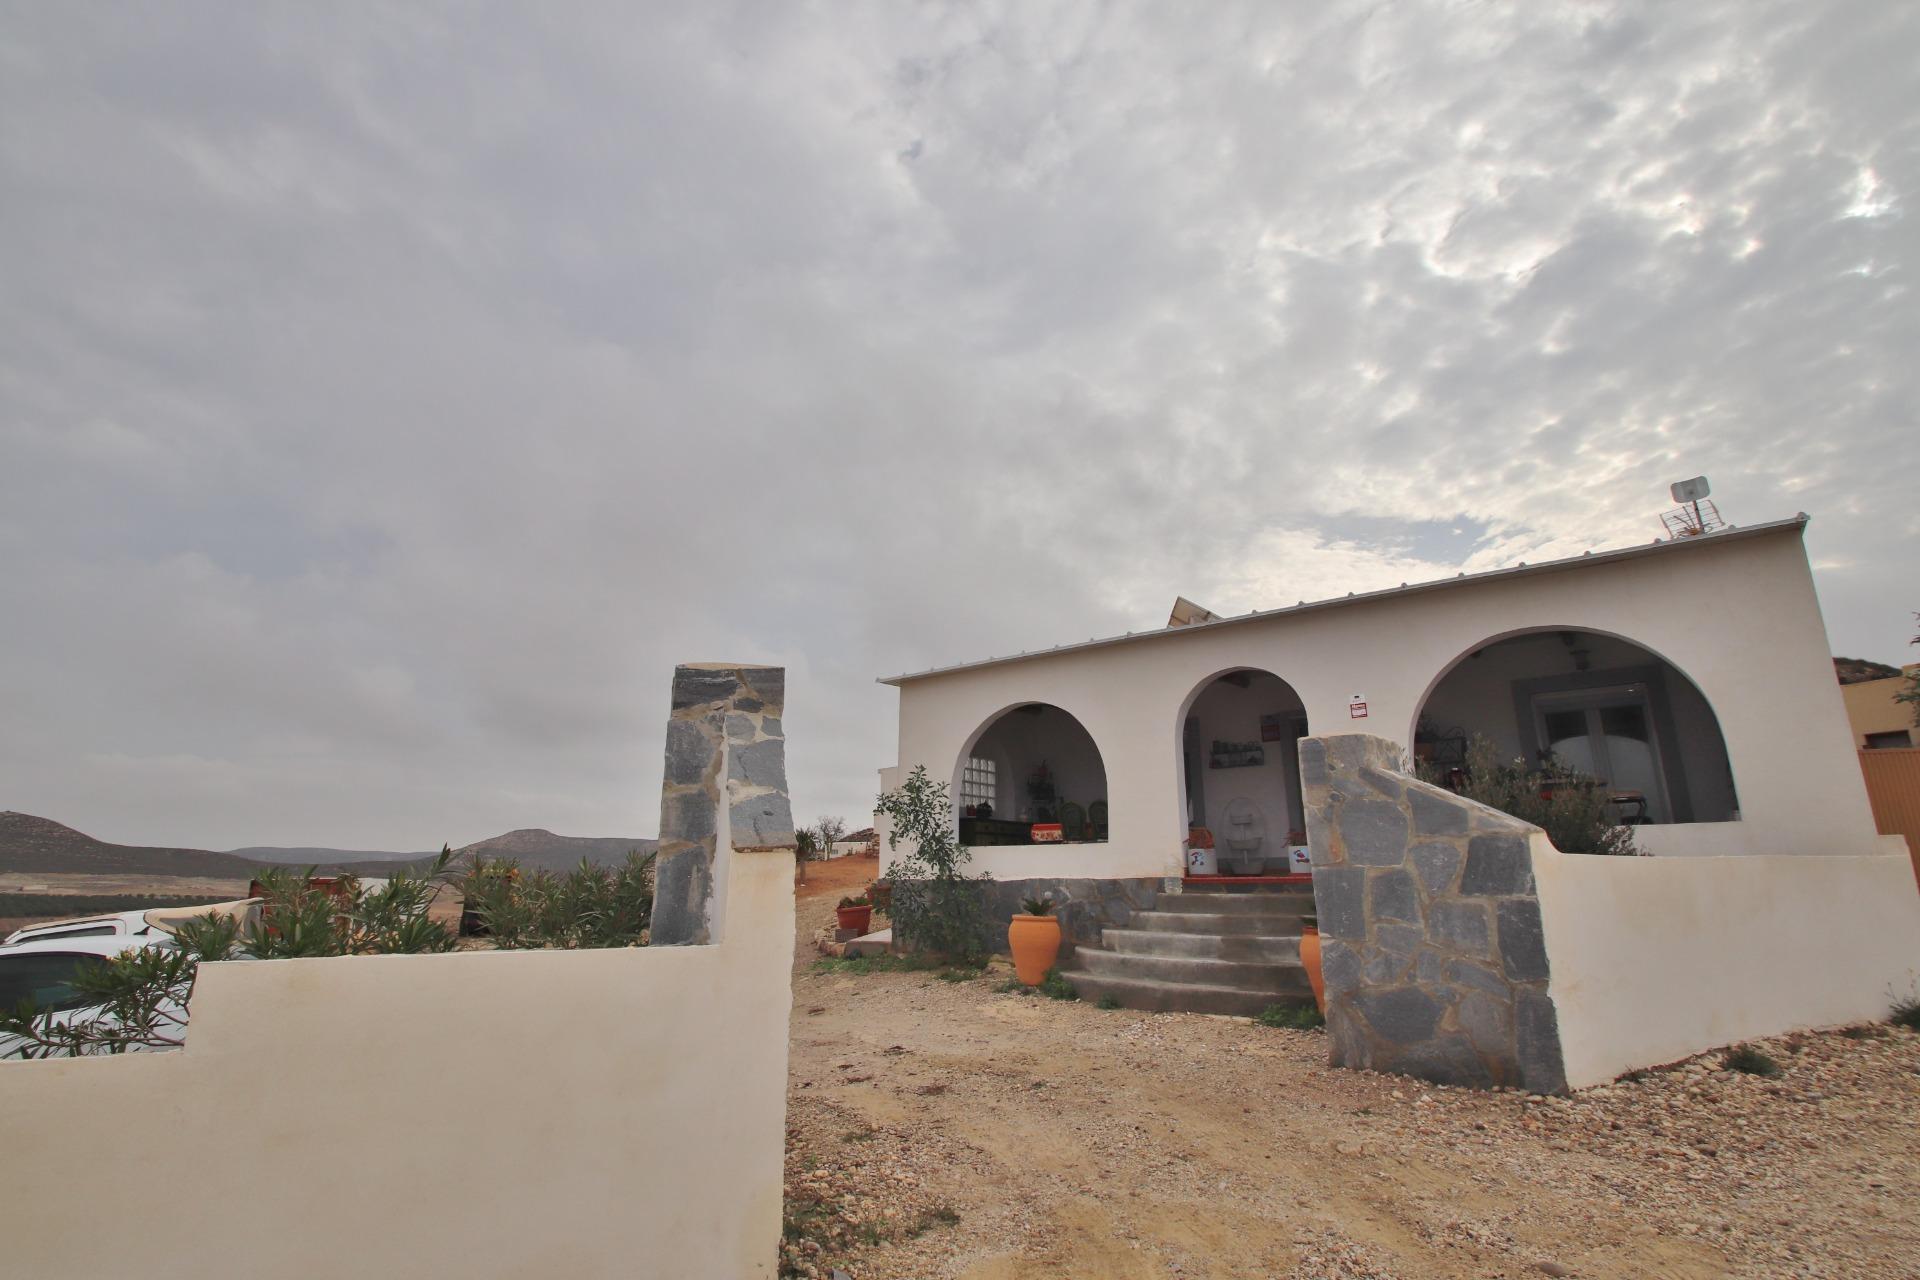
{"left": 961, "top": 755, "right": 998, "bottom": 810}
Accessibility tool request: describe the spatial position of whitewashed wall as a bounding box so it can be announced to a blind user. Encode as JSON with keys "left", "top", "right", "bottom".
{"left": 0, "top": 843, "right": 795, "bottom": 1278}
{"left": 1535, "top": 848, "right": 1920, "bottom": 1087}
{"left": 881, "top": 520, "right": 1895, "bottom": 880}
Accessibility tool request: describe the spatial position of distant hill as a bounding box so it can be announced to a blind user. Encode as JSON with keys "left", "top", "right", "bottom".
{"left": 0, "top": 812, "right": 655, "bottom": 881}
{"left": 1835, "top": 657, "right": 1903, "bottom": 685}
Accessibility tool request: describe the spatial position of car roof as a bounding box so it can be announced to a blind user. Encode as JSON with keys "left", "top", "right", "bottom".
{"left": 0, "top": 933, "right": 169, "bottom": 958}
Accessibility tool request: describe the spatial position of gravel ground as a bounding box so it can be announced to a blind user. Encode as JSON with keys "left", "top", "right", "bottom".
{"left": 786, "top": 862, "right": 1920, "bottom": 1279}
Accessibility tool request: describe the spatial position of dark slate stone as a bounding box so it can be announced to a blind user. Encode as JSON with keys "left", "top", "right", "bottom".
{"left": 732, "top": 696, "right": 764, "bottom": 713}
{"left": 1445, "top": 957, "right": 1509, "bottom": 997}
{"left": 1414, "top": 947, "right": 1446, "bottom": 986}
{"left": 1298, "top": 738, "right": 1329, "bottom": 789}
{"left": 670, "top": 668, "right": 742, "bottom": 710}
{"left": 760, "top": 716, "right": 783, "bottom": 740}
{"left": 1408, "top": 785, "right": 1470, "bottom": 836}
{"left": 1319, "top": 938, "right": 1361, "bottom": 998}
{"left": 730, "top": 791, "right": 796, "bottom": 848}
{"left": 660, "top": 789, "right": 716, "bottom": 842}
{"left": 649, "top": 847, "right": 712, "bottom": 946}
{"left": 729, "top": 738, "right": 788, "bottom": 790}
{"left": 1457, "top": 991, "right": 1511, "bottom": 1057}
{"left": 662, "top": 718, "right": 716, "bottom": 787}
{"left": 1355, "top": 986, "right": 1442, "bottom": 1045}
{"left": 1515, "top": 988, "right": 1568, "bottom": 1094}
{"left": 1460, "top": 833, "right": 1534, "bottom": 896}
{"left": 1363, "top": 949, "right": 1408, "bottom": 984}
{"left": 1359, "top": 768, "right": 1406, "bottom": 802}
{"left": 1409, "top": 841, "right": 1463, "bottom": 895}
{"left": 724, "top": 712, "right": 758, "bottom": 744}
{"left": 1496, "top": 898, "right": 1551, "bottom": 983}
{"left": 741, "top": 666, "right": 785, "bottom": 708}
{"left": 1326, "top": 1006, "right": 1369, "bottom": 1069}
{"left": 1339, "top": 798, "right": 1410, "bottom": 866}
{"left": 1369, "top": 868, "right": 1419, "bottom": 922}
{"left": 1312, "top": 866, "right": 1366, "bottom": 940}
{"left": 1429, "top": 899, "right": 1492, "bottom": 958}
{"left": 1385, "top": 1033, "right": 1495, "bottom": 1090}
{"left": 1376, "top": 921, "right": 1424, "bottom": 957}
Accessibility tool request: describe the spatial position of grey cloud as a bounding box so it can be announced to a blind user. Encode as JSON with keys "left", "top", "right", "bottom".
{"left": 1, "top": 1, "right": 1914, "bottom": 849}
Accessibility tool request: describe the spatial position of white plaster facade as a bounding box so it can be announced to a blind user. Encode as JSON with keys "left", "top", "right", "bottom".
{"left": 879, "top": 516, "right": 1901, "bottom": 879}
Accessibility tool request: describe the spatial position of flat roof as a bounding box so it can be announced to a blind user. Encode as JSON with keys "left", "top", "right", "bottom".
{"left": 878, "top": 514, "right": 1810, "bottom": 686}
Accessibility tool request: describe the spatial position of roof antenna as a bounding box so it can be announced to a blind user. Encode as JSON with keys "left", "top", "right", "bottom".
{"left": 1661, "top": 476, "right": 1726, "bottom": 538}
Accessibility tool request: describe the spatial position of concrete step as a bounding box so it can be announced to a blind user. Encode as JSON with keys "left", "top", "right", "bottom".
{"left": 1077, "top": 948, "right": 1310, "bottom": 994}
{"left": 1130, "top": 910, "right": 1308, "bottom": 936}
{"left": 1103, "top": 928, "right": 1301, "bottom": 963}
{"left": 1157, "top": 891, "right": 1316, "bottom": 916}
{"left": 1059, "top": 971, "right": 1306, "bottom": 1017}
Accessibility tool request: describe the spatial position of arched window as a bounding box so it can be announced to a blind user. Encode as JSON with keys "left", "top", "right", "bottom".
{"left": 1414, "top": 628, "right": 1739, "bottom": 823}
{"left": 953, "top": 704, "right": 1107, "bottom": 844}
{"left": 1173, "top": 669, "right": 1311, "bottom": 876}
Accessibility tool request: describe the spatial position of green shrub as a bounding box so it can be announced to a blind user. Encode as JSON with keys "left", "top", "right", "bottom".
{"left": 1018, "top": 896, "right": 1055, "bottom": 916}
{"left": 876, "top": 765, "right": 991, "bottom": 963}
{"left": 459, "top": 850, "right": 654, "bottom": 950}
{"left": 1257, "top": 1002, "right": 1325, "bottom": 1030}
{"left": 1420, "top": 735, "right": 1637, "bottom": 856}
{"left": 1037, "top": 968, "right": 1078, "bottom": 1000}
{"left": 1097, "top": 994, "right": 1121, "bottom": 1010}
{"left": 1889, "top": 995, "right": 1920, "bottom": 1031}
{"left": 1723, "top": 1044, "right": 1781, "bottom": 1076}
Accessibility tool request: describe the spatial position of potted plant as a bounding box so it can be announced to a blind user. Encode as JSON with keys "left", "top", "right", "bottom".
{"left": 1009, "top": 895, "right": 1062, "bottom": 986}
{"left": 836, "top": 895, "right": 873, "bottom": 934}
{"left": 1298, "top": 913, "right": 1325, "bottom": 1013}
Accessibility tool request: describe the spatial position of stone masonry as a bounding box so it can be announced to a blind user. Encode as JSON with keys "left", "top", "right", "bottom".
{"left": 976, "top": 877, "right": 1161, "bottom": 959}
{"left": 651, "top": 664, "right": 797, "bottom": 946}
{"left": 1301, "top": 733, "right": 1567, "bottom": 1093}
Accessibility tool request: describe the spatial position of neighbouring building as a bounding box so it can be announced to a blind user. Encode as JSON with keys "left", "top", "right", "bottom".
{"left": 1841, "top": 665, "right": 1920, "bottom": 750}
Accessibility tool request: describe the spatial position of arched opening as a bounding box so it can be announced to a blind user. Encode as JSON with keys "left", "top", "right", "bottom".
{"left": 1413, "top": 628, "right": 1740, "bottom": 824}
{"left": 1175, "top": 669, "right": 1311, "bottom": 876}
{"left": 953, "top": 703, "right": 1109, "bottom": 846}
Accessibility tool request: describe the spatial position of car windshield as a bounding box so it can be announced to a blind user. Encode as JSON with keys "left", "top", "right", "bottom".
{"left": 0, "top": 952, "right": 105, "bottom": 1014}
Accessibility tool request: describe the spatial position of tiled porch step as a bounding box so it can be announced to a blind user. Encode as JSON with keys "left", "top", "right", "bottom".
{"left": 1155, "top": 892, "right": 1316, "bottom": 916}
{"left": 1059, "top": 971, "right": 1302, "bottom": 1017}
{"left": 1131, "top": 910, "right": 1309, "bottom": 935}
{"left": 1103, "top": 928, "right": 1301, "bottom": 962}
{"left": 1077, "top": 948, "right": 1310, "bottom": 994}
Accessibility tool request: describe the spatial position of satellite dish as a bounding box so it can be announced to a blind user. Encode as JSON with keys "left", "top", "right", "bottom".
{"left": 1670, "top": 476, "right": 1711, "bottom": 504}
{"left": 1661, "top": 476, "right": 1725, "bottom": 538}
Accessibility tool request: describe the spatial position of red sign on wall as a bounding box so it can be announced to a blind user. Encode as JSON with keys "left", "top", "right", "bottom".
{"left": 1348, "top": 700, "right": 1368, "bottom": 719}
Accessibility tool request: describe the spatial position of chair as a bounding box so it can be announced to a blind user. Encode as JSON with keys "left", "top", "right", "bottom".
{"left": 1058, "top": 800, "right": 1087, "bottom": 842}
{"left": 1088, "top": 800, "right": 1109, "bottom": 842}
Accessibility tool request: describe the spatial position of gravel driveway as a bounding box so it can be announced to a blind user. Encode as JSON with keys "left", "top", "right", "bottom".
{"left": 785, "top": 859, "right": 1920, "bottom": 1279}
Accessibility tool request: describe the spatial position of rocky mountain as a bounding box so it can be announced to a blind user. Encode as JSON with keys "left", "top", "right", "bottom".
{"left": 1835, "top": 656, "right": 1903, "bottom": 685}
{"left": 0, "top": 812, "right": 654, "bottom": 880}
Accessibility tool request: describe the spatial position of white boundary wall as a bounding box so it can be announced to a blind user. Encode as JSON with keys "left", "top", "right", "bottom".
{"left": 1535, "top": 848, "right": 1920, "bottom": 1088}
{"left": 0, "top": 849, "right": 795, "bottom": 1278}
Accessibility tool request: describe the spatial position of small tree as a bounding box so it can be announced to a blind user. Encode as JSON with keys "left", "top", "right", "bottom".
{"left": 813, "top": 816, "right": 848, "bottom": 858}
{"left": 1420, "top": 735, "right": 1637, "bottom": 856}
{"left": 875, "top": 766, "right": 990, "bottom": 962}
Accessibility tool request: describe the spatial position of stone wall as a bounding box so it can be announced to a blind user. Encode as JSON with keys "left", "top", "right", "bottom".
{"left": 976, "top": 876, "right": 1161, "bottom": 958}
{"left": 1302, "top": 733, "right": 1567, "bottom": 1094}
{"left": 653, "top": 663, "right": 797, "bottom": 946}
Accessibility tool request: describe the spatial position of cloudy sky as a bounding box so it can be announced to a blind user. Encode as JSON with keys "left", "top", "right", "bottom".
{"left": 3, "top": 2, "right": 1915, "bottom": 851}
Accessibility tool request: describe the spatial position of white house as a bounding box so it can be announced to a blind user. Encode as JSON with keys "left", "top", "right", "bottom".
{"left": 874, "top": 514, "right": 1920, "bottom": 1089}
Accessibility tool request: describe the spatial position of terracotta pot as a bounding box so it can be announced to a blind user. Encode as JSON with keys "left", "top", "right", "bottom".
{"left": 1008, "top": 913, "right": 1063, "bottom": 986}
{"left": 1299, "top": 925, "right": 1325, "bottom": 1013}
{"left": 836, "top": 905, "right": 872, "bottom": 934}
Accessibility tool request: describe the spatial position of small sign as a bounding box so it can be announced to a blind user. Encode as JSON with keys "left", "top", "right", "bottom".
{"left": 1349, "top": 696, "right": 1368, "bottom": 719}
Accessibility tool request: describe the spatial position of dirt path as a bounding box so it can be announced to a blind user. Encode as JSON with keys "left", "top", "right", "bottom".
{"left": 785, "top": 862, "right": 1920, "bottom": 1279}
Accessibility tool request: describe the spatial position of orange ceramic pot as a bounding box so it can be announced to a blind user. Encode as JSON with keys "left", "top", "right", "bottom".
{"left": 1299, "top": 925, "right": 1326, "bottom": 1013}
{"left": 836, "top": 905, "right": 872, "bottom": 934}
{"left": 1008, "top": 914, "right": 1063, "bottom": 986}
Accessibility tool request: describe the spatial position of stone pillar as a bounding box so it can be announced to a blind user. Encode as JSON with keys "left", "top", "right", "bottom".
{"left": 651, "top": 664, "right": 797, "bottom": 946}
{"left": 1301, "top": 733, "right": 1567, "bottom": 1093}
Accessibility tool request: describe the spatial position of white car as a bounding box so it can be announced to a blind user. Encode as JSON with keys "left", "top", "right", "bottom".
{"left": 0, "top": 932, "right": 179, "bottom": 1059}
{"left": 3, "top": 898, "right": 263, "bottom": 948}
